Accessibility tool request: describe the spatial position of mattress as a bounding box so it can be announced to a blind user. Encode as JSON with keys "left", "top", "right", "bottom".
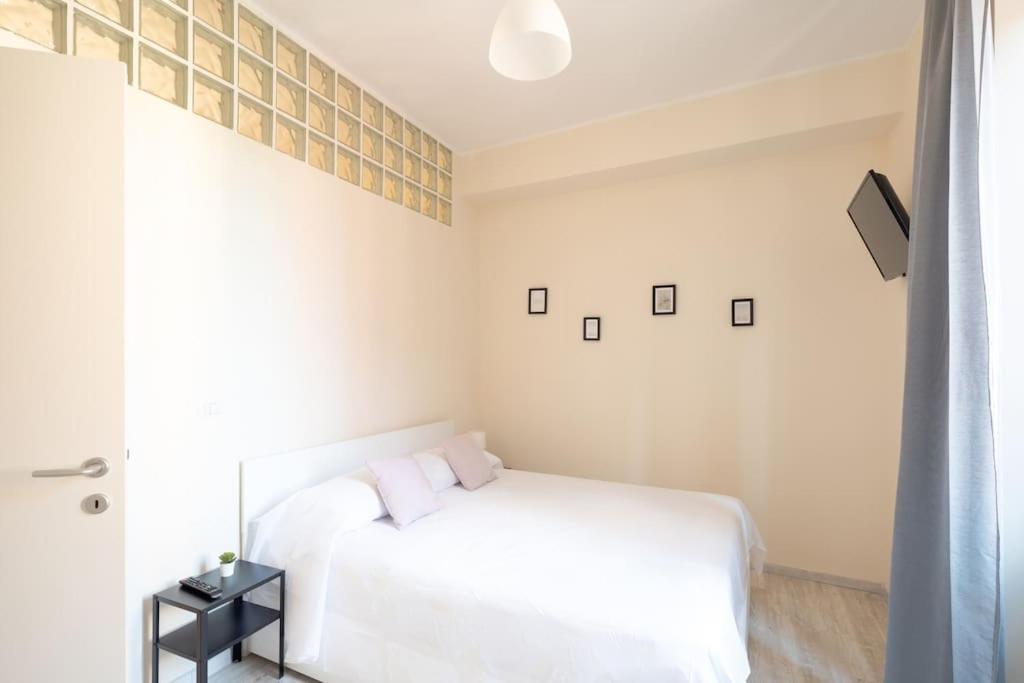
{"left": 251, "top": 469, "right": 764, "bottom": 682}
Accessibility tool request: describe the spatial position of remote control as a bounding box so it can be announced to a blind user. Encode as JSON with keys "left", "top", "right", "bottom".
{"left": 179, "top": 576, "right": 223, "bottom": 600}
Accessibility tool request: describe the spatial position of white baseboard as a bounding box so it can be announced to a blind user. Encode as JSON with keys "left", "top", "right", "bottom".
{"left": 765, "top": 563, "right": 888, "bottom": 595}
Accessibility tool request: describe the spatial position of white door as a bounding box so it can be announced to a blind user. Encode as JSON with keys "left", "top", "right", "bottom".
{"left": 0, "top": 47, "right": 126, "bottom": 682}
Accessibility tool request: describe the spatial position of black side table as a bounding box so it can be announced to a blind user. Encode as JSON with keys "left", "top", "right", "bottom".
{"left": 152, "top": 560, "right": 285, "bottom": 682}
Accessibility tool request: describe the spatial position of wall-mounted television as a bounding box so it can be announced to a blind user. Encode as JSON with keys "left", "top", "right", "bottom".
{"left": 846, "top": 170, "right": 910, "bottom": 281}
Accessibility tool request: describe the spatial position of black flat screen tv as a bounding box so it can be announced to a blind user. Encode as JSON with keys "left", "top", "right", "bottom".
{"left": 846, "top": 170, "right": 910, "bottom": 281}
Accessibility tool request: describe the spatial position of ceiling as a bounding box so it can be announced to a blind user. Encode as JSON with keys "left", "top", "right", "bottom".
{"left": 256, "top": 1, "right": 923, "bottom": 153}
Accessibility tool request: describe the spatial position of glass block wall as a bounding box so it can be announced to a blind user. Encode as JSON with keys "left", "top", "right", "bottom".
{"left": 0, "top": 0, "right": 455, "bottom": 226}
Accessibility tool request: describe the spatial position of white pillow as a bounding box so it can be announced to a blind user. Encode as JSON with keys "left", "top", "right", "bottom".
{"left": 413, "top": 448, "right": 459, "bottom": 492}
{"left": 412, "top": 443, "right": 503, "bottom": 491}
{"left": 246, "top": 470, "right": 385, "bottom": 560}
{"left": 346, "top": 467, "right": 388, "bottom": 519}
{"left": 484, "top": 450, "right": 504, "bottom": 472}
{"left": 410, "top": 432, "right": 501, "bottom": 491}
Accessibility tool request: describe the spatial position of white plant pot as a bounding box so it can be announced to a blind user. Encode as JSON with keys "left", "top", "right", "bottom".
{"left": 220, "top": 561, "right": 236, "bottom": 578}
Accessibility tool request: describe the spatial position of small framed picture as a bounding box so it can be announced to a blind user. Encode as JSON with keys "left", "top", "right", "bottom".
{"left": 583, "top": 316, "right": 601, "bottom": 341}
{"left": 652, "top": 284, "right": 676, "bottom": 315}
{"left": 732, "top": 298, "right": 754, "bottom": 326}
{"left": 528, "top": 288, "right": 548, "bottom": 315}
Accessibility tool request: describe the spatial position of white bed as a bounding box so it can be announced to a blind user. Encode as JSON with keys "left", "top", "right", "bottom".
{"left": 241, "top": 421, "right": 765, "bottom": 683}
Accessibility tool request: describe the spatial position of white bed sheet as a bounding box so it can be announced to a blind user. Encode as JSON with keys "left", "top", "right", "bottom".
{"left": 252, "top": 469, "right": 764, "bottom": 683}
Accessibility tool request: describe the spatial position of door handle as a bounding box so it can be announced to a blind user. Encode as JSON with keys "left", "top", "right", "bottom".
{"left": 32, "top": 457, "right": 109, "bottom": 478}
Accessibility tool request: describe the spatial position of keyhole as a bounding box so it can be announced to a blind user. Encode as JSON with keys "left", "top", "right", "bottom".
{"left": 83, "top": 494, "right": 108, "bottom": 514}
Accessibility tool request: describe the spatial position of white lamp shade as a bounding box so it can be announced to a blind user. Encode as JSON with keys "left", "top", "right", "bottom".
{"left": 489, "top": 0, "right": 572, "bottom": 81}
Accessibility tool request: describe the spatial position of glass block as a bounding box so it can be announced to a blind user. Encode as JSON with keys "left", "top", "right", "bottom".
{"left": 308, "top": 94, "right": 333, "bottom": 137}
{"left": 309, "top": 54, "right": 335, "bottom": 101}
{"left": 384, "top": 140, "right": 403, "bottom": 174}
{"left": 336, "top": 147, "right": 360, "bottom": 186}
{"left": 75, "top": 12, "right": 132, "bottom": 83}
{"left": 139, "top": 43, "right": 185, "bottom": 107}
{"left": 276, "top": 74, "right": 306, "bottom": 122}
{"left": 194, "top": 0, "right": 232, "bottom": 38}
{"left": 276, "top": 115, "right": 305, "bottom": 161}
{"left": 308, "top": 133, "right": 333, "bottom": 174}
{"left": 362, "top": 92, "right": 383, "bottom": 131}
{"left": 361, "top": 160, "right": 383, "bottom": 195}
{"left": 78, "top": 0, "right": 130, "bottom": 29}
{"left": 276, "top": 32, "right": 306, "bottom": 83}
{"left": 336, "top": 110, "right": 360, "bottom": 152}
{"left": 193, "top": 24, "right": 233, "bottom": 82}
{"left": 403, "top": 182, "right": 420, "bottom": 213}
{"left": 239, "top": 50, "right": 272, "bottom": 104}
{"left": 238, "top": 95, "right": 272, "bottom": 146}
{"left": 362, "top": 126, "right": 383, "bottom": 164}
{"left": 336, "top": 74, "right": 360, "bottom": 116}
{"left": 404, "top": 151, "right": 421, "bottom": 183}
{"left": 438, "top": 198, "right": 452, "bottom": 226}
{"left": 439, "top": 144, "right": 453, "bottom": 173}
{"left": 193, "top": 72, "right": 232, "bottom": 128}
{"left": 421, "top": 191, "right": 437, "bottom": 219}
{"left": 422, "top": 133, "right": 438, "bottom": 164}
{"left": 238, "top": 6, "right": 272, "bottom": 62}
{"left": 384, "top": 108, "right": 403, "bottom": 142}
{"left": 0, "top": 0, "right": 67, "bottom": 52}
{"left": 404, "top": 120, "right": 421, "bottom": 153}
{"left": 421, "top": 161, "right": 437, "bottom": 191}
{"left": 140, "top": 0, "right": 186, "bottom": 58}
{"left": 439, "top": 171, "right": 452, "bottom": 200}
{"left": 384, "top": 172, "right": 403, "bottom": 205}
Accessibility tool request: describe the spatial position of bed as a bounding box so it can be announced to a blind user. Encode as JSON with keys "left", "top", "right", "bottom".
{"left": 241, "top": 421, "right": 765, "bottom": 683}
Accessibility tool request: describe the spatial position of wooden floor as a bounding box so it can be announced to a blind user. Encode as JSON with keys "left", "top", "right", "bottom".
{"left": 214, "top": 572, "right": 887, "bottom": 683}
{"left": 748, "top": 572, "right": 887, "bottom": 681}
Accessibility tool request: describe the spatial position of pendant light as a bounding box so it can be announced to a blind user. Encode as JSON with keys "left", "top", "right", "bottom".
{"left": 489, "top": 0, "right": 572, "bottom": 81}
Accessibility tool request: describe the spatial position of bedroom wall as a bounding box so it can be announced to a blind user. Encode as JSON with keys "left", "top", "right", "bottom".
{"left": 475, "top": 137, "right": 905, "bottom": 587}
{"left": 472, "top": 47, "right": 920, "bottom": 587}
{"left": 122, "top": 89, "right": 479, "bottom": 682}
{"left": 460, "top": 48, "right": 910, "bottom": 202}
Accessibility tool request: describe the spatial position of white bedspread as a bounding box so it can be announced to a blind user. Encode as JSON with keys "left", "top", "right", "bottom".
{"left": 251, "top": 469, "right": 765, "bottom": 682}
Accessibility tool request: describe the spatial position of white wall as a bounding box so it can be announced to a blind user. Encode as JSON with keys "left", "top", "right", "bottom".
{"left": 476, "top": 131, "right": 907, "bottom": 586}
{"left": 123, "top": 90, "right": 480, "bottom": 681}
{"left": 468, "top": 43, "right": 921, "bottom": 587}
{"left": 461, "top": 49, "right": 911, "bottom": 202}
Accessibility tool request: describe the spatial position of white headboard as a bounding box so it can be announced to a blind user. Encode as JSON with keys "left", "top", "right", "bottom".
{"left": 239, "top": 420, "right": 455, "bottom": 555}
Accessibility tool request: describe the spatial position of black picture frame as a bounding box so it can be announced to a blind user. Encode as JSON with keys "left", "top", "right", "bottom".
{"left": 528, "top": 288, "right": 548, "bottom": 315}
{"left": 583, "top": 316, "right": 601, "bottom": 341}
{"left": 652, "top": 284, "right": 676, "bottom": 315}
{"left": 732, "top": 298, "right": 754, "bottom": 326}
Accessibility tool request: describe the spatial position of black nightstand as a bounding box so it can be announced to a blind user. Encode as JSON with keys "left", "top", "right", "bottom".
{"left": 152, "top": 560, "right": 285, "bottom": 682}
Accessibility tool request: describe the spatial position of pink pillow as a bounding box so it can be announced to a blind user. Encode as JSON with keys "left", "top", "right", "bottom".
{"left": 442, "top": 434, "right": 497, "bottom": 491}
{"left": 366, "top": 456, "right": 441, "bottom": 529}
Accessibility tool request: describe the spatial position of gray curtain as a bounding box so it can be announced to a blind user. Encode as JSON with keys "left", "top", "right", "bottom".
{"left": 885, "top": 0, "right": 1003, "bottom": 681}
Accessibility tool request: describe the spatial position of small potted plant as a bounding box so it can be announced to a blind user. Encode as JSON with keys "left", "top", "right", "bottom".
{"left": 219, "top": 551, "right": 238, "bottom": 578}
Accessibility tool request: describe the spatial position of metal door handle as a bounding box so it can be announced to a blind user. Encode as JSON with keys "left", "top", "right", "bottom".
{"left": 32, "top": 457, "right": 109, "bottom": 478}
